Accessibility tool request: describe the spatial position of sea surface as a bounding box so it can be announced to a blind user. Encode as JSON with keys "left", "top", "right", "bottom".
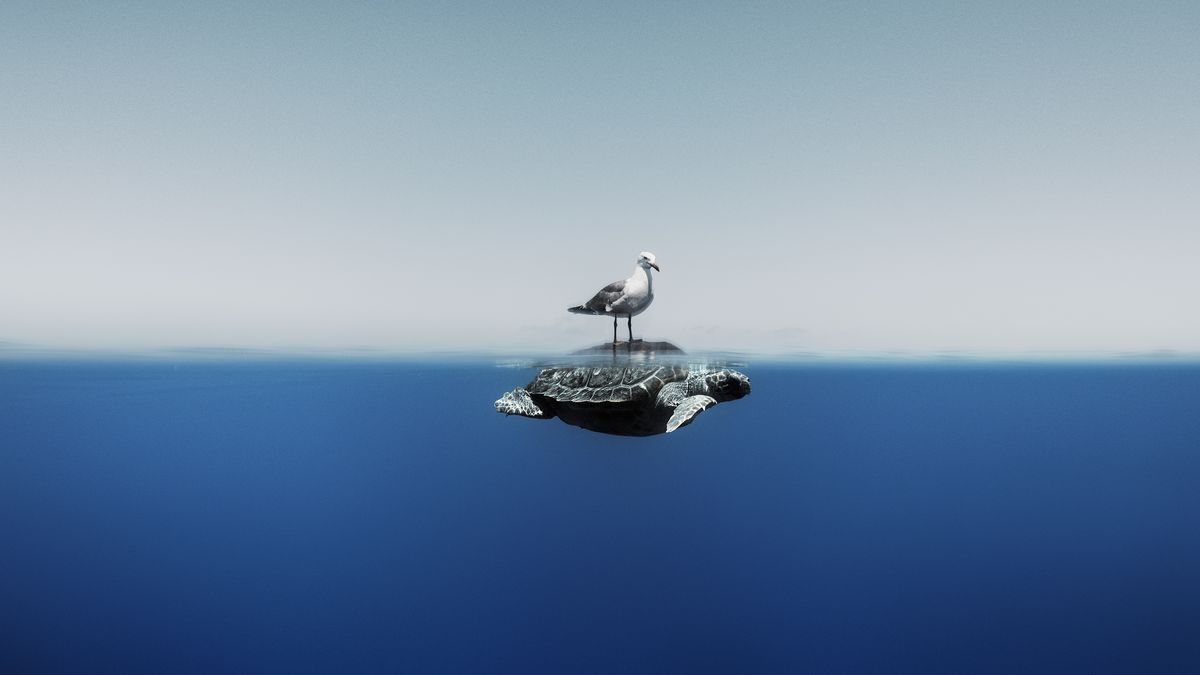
{"left": 1, "top": 357, "right": 1198, "bottom": 673}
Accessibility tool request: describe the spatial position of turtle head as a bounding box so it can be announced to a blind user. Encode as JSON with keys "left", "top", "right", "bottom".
{"left": 694, "top": 369, "right": 751, "bottom": 401}
{"left": 638, "top": 251, "right": 660, "bottom": 272}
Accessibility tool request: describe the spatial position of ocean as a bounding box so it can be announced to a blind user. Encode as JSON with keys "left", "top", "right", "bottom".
{"left": 1, "top": 358, "right": 1198, "bottom": 673}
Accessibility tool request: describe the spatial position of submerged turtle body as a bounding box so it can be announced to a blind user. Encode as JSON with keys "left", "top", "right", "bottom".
{"left": 496, "top": 365, "right": 750, "bottom": 436}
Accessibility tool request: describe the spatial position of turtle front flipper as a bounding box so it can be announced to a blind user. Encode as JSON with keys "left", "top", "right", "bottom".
{"left": 496, "top": 388, "right": 553, "bottom": 418}
{"left": 665, "top": 395, "right": 717, "bottom": 433}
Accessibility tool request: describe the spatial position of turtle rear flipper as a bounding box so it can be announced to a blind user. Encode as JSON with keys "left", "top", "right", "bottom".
{"left": 496, "top": 389, "right": 552, "bottom": 419}
{"left": 666, "top": 395, "right": 717, "bottom": 433}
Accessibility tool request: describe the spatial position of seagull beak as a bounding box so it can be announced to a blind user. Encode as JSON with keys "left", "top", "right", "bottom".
{"left": 650, "top": 262, "right": 661, "bottom": 272}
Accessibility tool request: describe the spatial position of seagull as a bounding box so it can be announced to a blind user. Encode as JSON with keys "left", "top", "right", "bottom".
{"left": 568, "top": 252, "right": 661, "bottom": 344}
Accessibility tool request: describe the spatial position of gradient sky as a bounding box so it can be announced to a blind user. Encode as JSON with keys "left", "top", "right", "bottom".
{"left": 2, "top": 2, "right": 1197, "bottom": 353}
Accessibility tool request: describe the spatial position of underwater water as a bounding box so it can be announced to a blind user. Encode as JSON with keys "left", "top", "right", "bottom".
{"left": 1, "top": 358, "right": 1198, "bottom": 673}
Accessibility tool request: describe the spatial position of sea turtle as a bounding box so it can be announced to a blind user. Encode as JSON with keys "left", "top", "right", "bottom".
{"left": 495, "top": 365, "right": 751, "bottom": 436}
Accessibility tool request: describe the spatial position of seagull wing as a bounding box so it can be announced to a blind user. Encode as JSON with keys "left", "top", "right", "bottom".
{"left": 569, "top": 280, "right": 627, "bottom": 314}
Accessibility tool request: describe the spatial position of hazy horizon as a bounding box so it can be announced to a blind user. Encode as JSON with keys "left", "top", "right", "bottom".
{"left": 3, "top": 2, "right": 1197, "bottom": 353}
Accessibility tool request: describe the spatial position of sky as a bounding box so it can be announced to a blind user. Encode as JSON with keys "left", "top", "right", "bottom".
{"left": 1, "top": 1, "right": 1197, "bottom": 354}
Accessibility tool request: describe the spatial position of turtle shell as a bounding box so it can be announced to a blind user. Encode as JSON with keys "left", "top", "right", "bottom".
{"left": 527, "top": 365, "right": 688, "bottom": 404}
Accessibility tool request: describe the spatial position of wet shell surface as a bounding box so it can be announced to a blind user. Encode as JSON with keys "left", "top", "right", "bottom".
{"left": 526, "top": 366, "right": 688, "bottom": 404}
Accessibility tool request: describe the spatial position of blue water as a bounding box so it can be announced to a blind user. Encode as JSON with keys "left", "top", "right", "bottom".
{"left": 2, "top": 359, "right": 1198, "bottom": 673}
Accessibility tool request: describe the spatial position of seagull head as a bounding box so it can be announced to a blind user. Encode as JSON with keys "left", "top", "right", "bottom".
{"left": 638, "top": 251, "right": 661, "bottom": 272}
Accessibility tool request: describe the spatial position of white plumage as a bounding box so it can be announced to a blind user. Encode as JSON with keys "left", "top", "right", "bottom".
{"left": 568, "top": 252, "right": 660, "bottom": 343}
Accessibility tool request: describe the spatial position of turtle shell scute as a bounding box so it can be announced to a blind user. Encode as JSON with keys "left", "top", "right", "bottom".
{"left": 529, "top": 366, "right": 690, "bottom": 403}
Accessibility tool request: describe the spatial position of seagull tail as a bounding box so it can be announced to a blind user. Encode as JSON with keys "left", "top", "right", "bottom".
{"left": 568, "top": 305, "right": 602, "bottom": 315}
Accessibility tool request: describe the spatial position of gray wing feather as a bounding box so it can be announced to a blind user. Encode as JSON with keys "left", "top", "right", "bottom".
{"left": 569, "top": 280, "right": 626, "bottom": 314}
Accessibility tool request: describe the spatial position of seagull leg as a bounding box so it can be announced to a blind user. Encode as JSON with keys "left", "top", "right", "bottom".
{"left": 612, "top": 316, "right": 618, "bottom": 344}
{"left": 628, "top": 315, "right": 633, "bottom": 342}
